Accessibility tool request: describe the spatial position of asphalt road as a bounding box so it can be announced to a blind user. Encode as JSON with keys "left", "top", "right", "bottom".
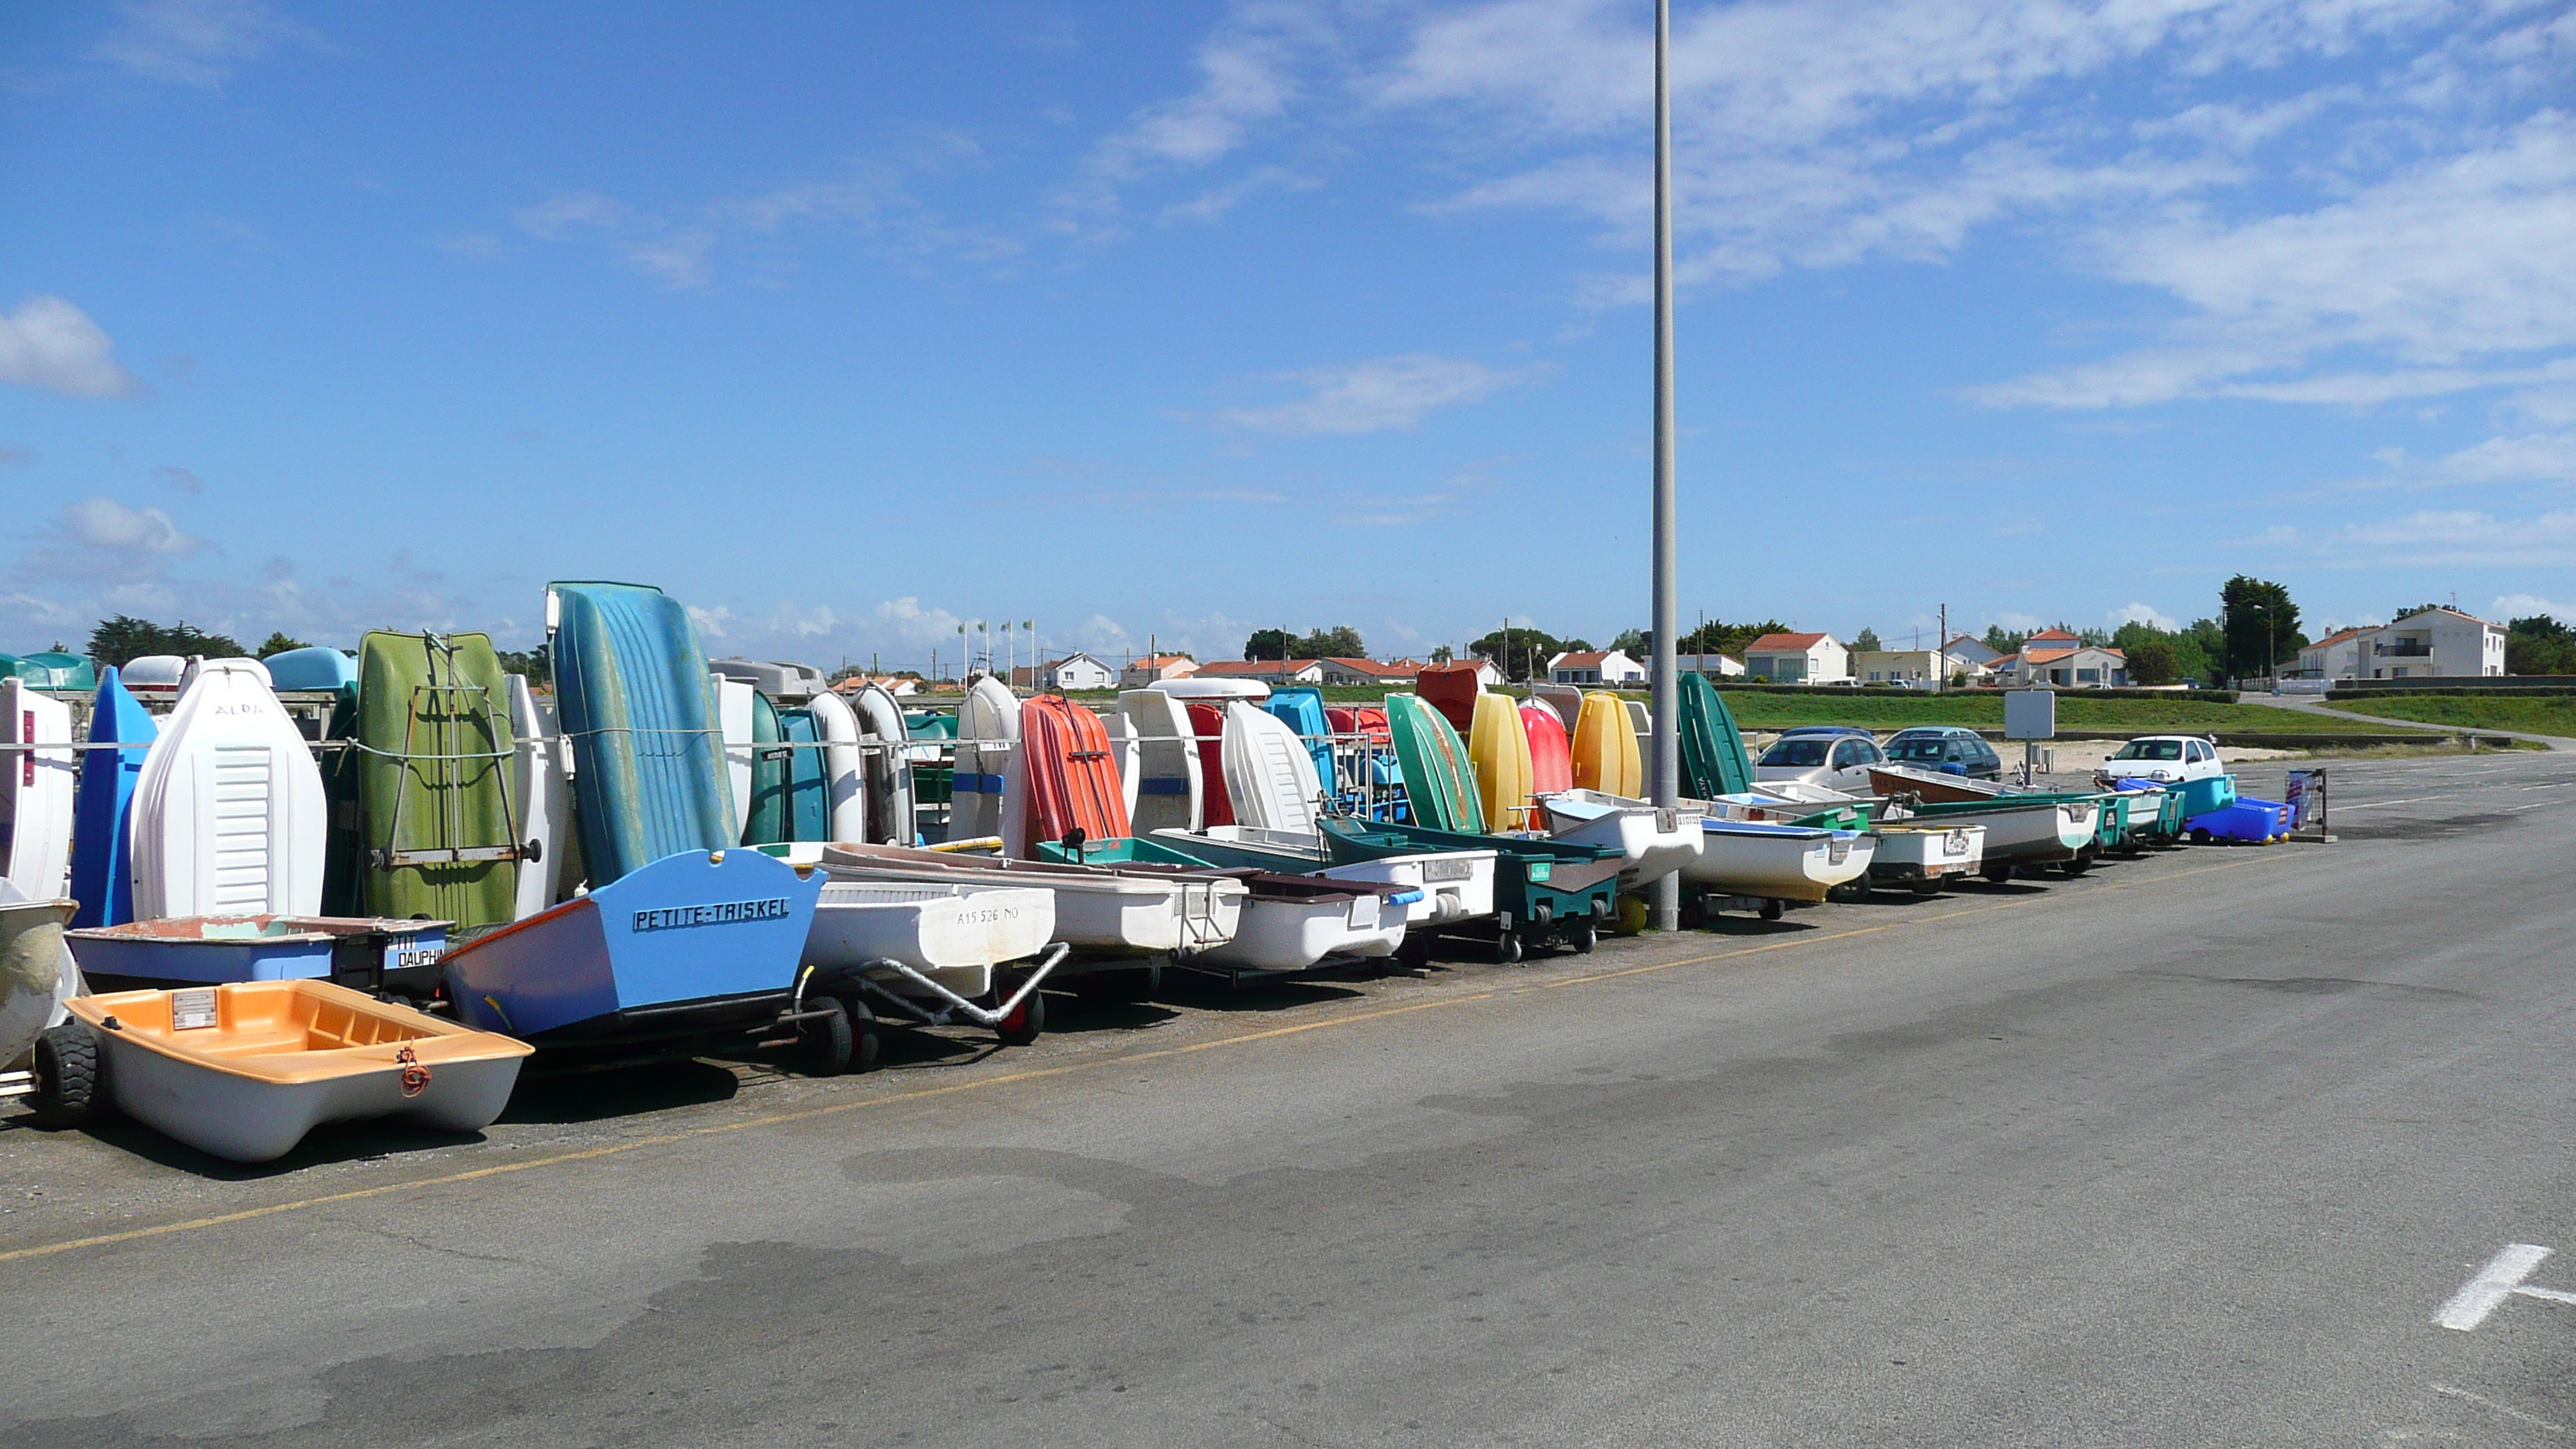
{"left": 6, "top": 750, "right": 2575, "bottom": 1447}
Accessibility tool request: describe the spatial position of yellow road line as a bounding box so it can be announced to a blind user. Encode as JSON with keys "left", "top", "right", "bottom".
{"left": 0, "top": 853, "right": 2279, "bottom": 1266}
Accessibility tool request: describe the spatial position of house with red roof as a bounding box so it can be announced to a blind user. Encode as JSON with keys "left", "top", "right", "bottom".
{"left": 1119, "top": 654, "right": 1198, "bottom": 688}
{"left": 1742, "top": 632, "right": 1849, "bottom": 683}
{"left": 1546, "top": 649, "right": 1645, "bottom": 686}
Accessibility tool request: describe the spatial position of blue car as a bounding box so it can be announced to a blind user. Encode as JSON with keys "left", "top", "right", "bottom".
{"left": 1883, "top": 726, "right": 2003, "bottom": 781}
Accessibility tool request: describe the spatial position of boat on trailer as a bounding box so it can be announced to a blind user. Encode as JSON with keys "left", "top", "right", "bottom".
{"left": 1533, "top": 789, "right": 1704, "bottom": 887}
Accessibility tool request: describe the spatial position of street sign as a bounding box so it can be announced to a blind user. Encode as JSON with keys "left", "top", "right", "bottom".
{"left": 2004, "top": 689, "right": 2057, "bottom": 741}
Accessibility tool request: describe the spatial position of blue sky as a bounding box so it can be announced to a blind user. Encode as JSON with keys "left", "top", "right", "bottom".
{"left": 3, "top": 1, "right": 2572, "bottom": 670}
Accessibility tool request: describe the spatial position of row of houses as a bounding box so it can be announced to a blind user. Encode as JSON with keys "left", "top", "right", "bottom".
{"left": 987, "top": 608, "right": 2508, "bottom": 695}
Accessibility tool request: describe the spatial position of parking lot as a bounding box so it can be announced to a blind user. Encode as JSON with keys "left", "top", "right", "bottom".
{"left": 7, "top": 748, "right": 2574, "bottom": 1447}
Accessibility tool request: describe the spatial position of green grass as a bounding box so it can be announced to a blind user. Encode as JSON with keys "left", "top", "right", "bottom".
{"left": 2323, "top": 694, "right": 2576, "bottom": 735}
{"left": 1069, "top": 686, "right": 2433, "bottom": 735}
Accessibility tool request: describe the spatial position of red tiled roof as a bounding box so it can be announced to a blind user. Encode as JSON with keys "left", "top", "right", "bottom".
{"left": 1417, "top": 660, "right": 1488, "bottom": 674}
{"left": 2306, "top": 627, "right": 2373, "bottom": 649}
{"left": 1746, "top": 632, "right": 1828, "bottom": 651}
{"left": 2027, "top": 629, "right": 2080, "bottom": 642}
{"left": 1322, "top": 657, "right": 1413, "bottom": 677}
{"left": 1127, "top": 655, "right": 1194, "bottom": 669}
{"left": 1553, "top": 651, "right": 1611, "bottom": 667}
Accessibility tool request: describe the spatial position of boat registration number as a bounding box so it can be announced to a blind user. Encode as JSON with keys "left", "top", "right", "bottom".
{"left": 170, "top": 988, "right": 218, "bottom": 1031}
{"left": 1943, "top": 831, "right": 1971, "bottom": 856}
{"left": 1346, "top": 896, "right": 1379, "bottom": 930}
{"left": 1422, "top": 859, "right": 1473, "bottom": 883}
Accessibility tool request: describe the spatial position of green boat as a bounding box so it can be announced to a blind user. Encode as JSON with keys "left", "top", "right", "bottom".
{"left": 1385, "top": 693, "right": 1483, "bottom": 833}
{"left": 745, "top": 694, "right": 831, "bottom": 845}
{"left": 1678, "top": 673, "right": 1756, "bottom": 800}
{"left": 1320, "top": 817, "right": 1622, "bottom": 961}
{"left": 355, "top": 631, "right": 520, "bottom": 930}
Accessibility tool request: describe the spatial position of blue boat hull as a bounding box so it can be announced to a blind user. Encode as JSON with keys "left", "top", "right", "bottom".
{"left": 67, "top": 916, "right": 450, "bottom": 987}
{"left": 67, "top": 667, "right": 156, "bottom": 929}
{"left": 442, "top": 848, "right": 821, "bottom": 1041}
{"left": 550, "top": 582, "right": 737, "bottom": 887}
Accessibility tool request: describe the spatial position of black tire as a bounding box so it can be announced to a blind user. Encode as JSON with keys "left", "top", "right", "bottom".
{"left": 1571, "top": 920, "right": 1598, "bottom": 954}
{"left": 1910, "top": 879, "right": 1944, "bottom": 897}
{"left": 840, "top": 995, "right": 882, "bottom": 1074}
{"left": 2190, "top": 828, "right": 2212, "bottom": 844}
{"left": 31, "top": 1021, "right": 101, "bottom": 1129}
{"left": 1982, "top": 863, "right": 2015, "bottom": 884}
{"left": 2061, "top": 858, "right": 2093, "bottom": 876}
{"left": 796, "top": 996, "right": 852, "bottom": 1077}
{"left": 996, "top": 988, "right": 1044, "bottom": 1047}
{"left": 1496, "top": 931, "right": 1523, "bottom": 964}
{"left": 1759, "top": 899, "right": 1784, "bottom": 921}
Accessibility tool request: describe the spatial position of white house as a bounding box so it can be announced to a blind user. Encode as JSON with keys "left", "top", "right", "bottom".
{"left": 1119, "top": 654, "right": 1197, "bottom": 688}
{"left": 1677, "top": 652, "right": 1746, "bottom": 678}
{"left": 2012, "top": 644, "right": 2129, "bottom": 687}
{"left": 1039, "top": 653, "right": 1117, "bottom": 691}
{"left": 2294, "top": 626, "right": 2375, "bottom": 680}
{"left": 2359, "top": 608, "right": 2505, "bottom": 678}
{"left": 1317, "top": 657, "right": 1417, "bottom": 687}
{"left": 1547, "top": 649, "right": 1646, "bottom": 686}
{"left": 1742, "top": 632, "right": 1849, "bottom": 683}
{"left": 1851, "top": 649, "right": 1954, "bottom": 687}
{"left": 1944, "top": 634, "right": 2005, "bottom": 671}
{"left": 1417, "top": 659, "right": 1504, "bottom": 690}
{"left": 1195, "top": 658, "right": 1328, "bottom": 686}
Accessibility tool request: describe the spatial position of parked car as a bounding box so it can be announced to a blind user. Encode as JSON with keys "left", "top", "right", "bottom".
{"left": 2097, "top": 734, "right": 2224, "bottom": 788}
{"left": 1756, "top": 727, "right": 1886, "bottom": 792}
{"left": 1882, "top": 726, "right": 2003, "bottom": 781}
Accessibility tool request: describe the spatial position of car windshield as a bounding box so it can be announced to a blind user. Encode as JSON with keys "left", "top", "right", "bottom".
{"left": 1886, "top": 738, "right": 1955, "bottom": 762}
{"left": 2112, "top": 740, "right": 2184, "bottom": 760}
{"left": 1761, "top": 739, "right": 1831, "bottom": 767}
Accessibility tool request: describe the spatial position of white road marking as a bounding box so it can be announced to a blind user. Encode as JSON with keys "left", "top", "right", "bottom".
{"left": 2430, "top": 1382, "right": 2570, "bottom": 1436}
{"left": 2517, "top": 1285, "right": 2576, "bottom": 1307}
{"left": 2437, "top": 1244, "right": 2554, "bottom": 1330}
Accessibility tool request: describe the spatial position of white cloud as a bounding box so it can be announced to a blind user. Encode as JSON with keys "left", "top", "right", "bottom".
{"left": 618, "top": 231, "right": 715, "bottom": 289}
{"left": 513, "top": 191, "right": 629, "bottom": 239}
{"left": 93, "top": 0, "right": 320, "bottom": 87}
{"left": 0, "top": 296, "right": 139, "bottom": 399}
{"left": 51, "top": 496, "right": 207, "bottom": 555}
{"left": 1212, "top": 354, "right": 1542, "bottom": 435}
{"left": 2108, "top": 601, "right": 2177, "bottom": 631}
{"left": 2492, "top": 592, "right": 2576, "bottom": 622}
{"left": 767, "top": 602, "right": 838, "bottom": 637}
{"left": 1070, "top": 1, "right": 1319, "bottom": 218}
{"left": 873, "top": 596, "right": 968, "bottom": 646}
{"left": 2266, "top": 507, "right": 2576, "bottom": 567}
{"left": 687, "top": 605, "right": 733, "bottom": 639}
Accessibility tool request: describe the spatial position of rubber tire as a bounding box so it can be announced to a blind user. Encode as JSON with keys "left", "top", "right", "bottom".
{"left": 796, "top": 996, "right": 853, "bottom": 1077}
{"left": 840, "top": 995, "right": 882, "bottom": 1074}
{"left": 1496, "top": 931, "right": 1523, "bottom": 964}
{"left": 1910, "top": 879, "right": 1944, "bottom": 897}
{"left": 1759, "top": 899, "right": 1784, "bottom": 921}
{"left": 1571, "top": 920, "right": 1598, "bottom": 954}
{"left": 1397, "top": 933, "right": 1434, "bottom": 968}
{"left": 2191, "top": 828, "right": 2212, "bottom": 844}
{"left": 1983, "top": 863, "right": 2016, "bottom": 884}
{"left": 996, "top": 988, "right": 1045, "bottom": 1047}
{"left": 31, "top": 1021, "right": 101, "bottom": 1129}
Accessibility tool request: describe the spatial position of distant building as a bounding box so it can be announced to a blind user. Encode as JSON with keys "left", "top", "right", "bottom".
{"left": 1546, "top": 649, "right": 1646, "bottom": 686}
{"left": 831, "top": 674, "right": 920, "bottom": 697}
{"left": 2360, "top": 608, "right": 2504, "bottom": 679}
{"left": 2294, "top": 626, "right": 2376, "bottom": 680}
{"left": 1677, "top": 652, "right": 1746, "bottom": 678}
{"left": 1120, "top": 654, "right": 1198, "bottom": 689}
{"left": 1195, "top": 658, "right": 1328, "bottom": 686}
{"left": 1944, "top": 634, "right": 2005, "bottom": 670}
{"left": 1416, "top": 659, "right": 1504, "bottom": 690}
{"left": 2010, "top": 644, "right": 2129, "bottom": 687}
{"left": 1316, "top": 657, "right": 1416, "bottom": 687}
{"left": 1742, "top": 632, "right": 1849, "bottom": 683}
{"left": 1851, "top": 649, "right": 1954, "bottom": 687}
{"left": 1027, "top": 653, "right": 1115, "bottom": 691}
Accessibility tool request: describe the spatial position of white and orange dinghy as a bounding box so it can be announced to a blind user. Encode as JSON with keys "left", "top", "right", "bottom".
{"left": 46, "top": 981, "right": 532, "bottom": 1163}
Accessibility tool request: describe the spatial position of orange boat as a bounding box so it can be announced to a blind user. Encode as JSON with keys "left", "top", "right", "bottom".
{"left": 52, "top": 980, "right": 532, "bottom": 1163}
{"left": 1015, "top": 696, "right": 1131, "bottom": 855}
{"left": 1521, "top": 704, "right": 1574, "bottom": 797}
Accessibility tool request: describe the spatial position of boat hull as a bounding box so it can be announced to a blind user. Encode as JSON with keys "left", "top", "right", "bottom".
{"left": 1147, "top": 827, "right": 1497, "bottom": 926}
{"left": 1682, "top": 820, "right": 1875, "bottom": 902}
{"left": 1865, "top": 824, "right": 1985, "bottom": 885}
{"left": 814, "top": 843, "right": 1242, "bottom": 957}
{"left": 1201, "top": 889, "right": 1403, "bottom": 970}
{"left": 68, "top": 668, "right": 156, "bottom": 930}
{"left": 1539, "top": 790, "right": 1704, "bottom": 886}
{"left": 805, "top": 882, "right": 1056, "bottom": 1000}
{"left": 2, "top": 680, "right": 75, "bottom": 903}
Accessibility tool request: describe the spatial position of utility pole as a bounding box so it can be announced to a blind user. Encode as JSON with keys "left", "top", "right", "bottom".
{"left": 1648, "top": 0, "right": 1681, "bottom": 933}
{"left": 1937, "top": 603, "right": 1947, "bottom": 693}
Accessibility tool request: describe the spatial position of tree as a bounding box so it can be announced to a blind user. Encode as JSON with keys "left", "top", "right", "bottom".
{"left": 2076, "top": 626, "right": 2110, "bottom": 647}
{"left": 87, "top": 615, "right": 247, "bottom": 668}
{"left": 1242, "top": 628, "right": 1291, "bottom": 660}
{"left": 256, "top": 631, "right": 313, "bottom": 658}
{"left": 495, "top": 646, "right": 551, "bottom": 686}
{"left": 1244, "top": 625, "right": 1368, "bottom": 661}
{"left": 1559, "top": 637, "right": 1594, "bottom": 654}
{"left": 1429, "top": 645, "right": 1453, "bottom": 663}
{"left": 1468, "top": 625, "right": 1565, "bottom": 682}
{"left": 1852, "top": 627, "right": 1882, "bottom": 652}
{"left": 2126, "top": 639, "right": 2180, "bottom": 687}
{"left": 2220, "top": 575, "right": 2304, "bottom": 680}
{"left": 1676, "top": 618, "right": 1788, "bottom": 659}
{"left": 2506, "top": 616, "right": 2576, "bottom": 676}
{"left": 1610, "top": 627, "right": 1649, "bottom": 656}
{"left": 1982, "top": 624, "right": 2028, "bottom": 656}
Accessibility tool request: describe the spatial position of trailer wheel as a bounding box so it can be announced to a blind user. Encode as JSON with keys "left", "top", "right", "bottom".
{"left": 1759, "top": 899, "right": 1784, "bottom": 921}
{"left": 1397, "top": 933, "right": 1434, "bottom": 968}
{"left": 796, "top": 997, "right": 853, "bottom": 1077}
{"left": 1571, "top": 920, "right": 1598, "bottom": 954}
{"left": 2190, "top": 828, "right": 2212, "bottom": 844}
{"left": 1910, "top": 879, "right": 1944, "bottom": 897}
{"left": 1496, "top": 931, "right": 1523, "bottom": 964}
{"left": 31, "top": 1021, "right": 101, "bottom": 1128}
{"left": 1982, "top": 863, "right": 2015, "bottom": 884}
{"left": 839, "top": 995, "right": 882, "bottom": 1074}
{"left": 997, "top": 988, "right": 1045, "bottom": 1047}
{"left": 2061, "top": 857, "right": 2094, "bottom": 876}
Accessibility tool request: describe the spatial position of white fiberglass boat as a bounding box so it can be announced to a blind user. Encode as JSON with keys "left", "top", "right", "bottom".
{"left": 1149, "top": 825, "right": 1497, "bottom": 927}
{"left": 1865, "top": 823, "right": 1985, "bottom": 893}
{"left": 813, "top": 842, "right": 1242, "bottom": 958}
{"left": 130, "top": 659, "right": 327, "bottom": 920}
{"left": 805, "top": 881, "right": 1055, "bottom": 1000}
{"left": 1683, "top": 818, "right": 1875, "bottom": 903}
{"left": 1535, "top": 789, "right": 1704, "bottom": 886}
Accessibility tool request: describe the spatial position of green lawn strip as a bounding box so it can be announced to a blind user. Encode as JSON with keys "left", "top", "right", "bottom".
{"left": 2320, "top": 694, "right": 2576, "bottom": 735}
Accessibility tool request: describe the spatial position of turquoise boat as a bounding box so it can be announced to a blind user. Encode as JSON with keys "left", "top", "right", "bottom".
{"left": 67, "top": 667, "right": 156, "bottom": 928}
{"left": 745, "top": 695, "right": 831, "bottom": 845}
{"left": 1679, "top": 673, "right": 1756, "bottom": 799}
{"left": 547, "top": 582, "right": 737, "bottom": 887}
{"left": 262, "top": 646, "right": 359, "bottom": 694}
{"left": 1262, "top": 688, "right": 1338, "bottom": 798}
{"left": 1, "top": 653, "right": 95, "bottom": 690}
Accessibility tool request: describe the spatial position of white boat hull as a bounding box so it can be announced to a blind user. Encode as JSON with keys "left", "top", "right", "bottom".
{"left": 806, "top": 882, "right": 1055, "bottom": 1000}
{"left": 1866, "top": 824, "right": 1985, "bottom": 885}
{"left": 1, "top": 681, "right": 74, "bottom": 902}
{"left": 130, "top": 659, "right": 327, "bottom": 920}
{"left": 814, "top": 844, "right": 1242, "bottom": 957}
{"left": 1151, "top": 826, "right": 1498, "bottom": 926}
{"left": 1538, "top": 790, "right": 1704, "bottom": 886}
{"left": 1682, "top": 823, "right": 1875, "bottom": 902}
{"left": 1200, "top": 890, "right": 1404, "bottom": 970}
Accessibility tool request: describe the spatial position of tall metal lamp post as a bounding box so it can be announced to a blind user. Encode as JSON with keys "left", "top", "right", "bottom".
{"left": 1648, "top": 0, "right": 1682, "bottom": 933}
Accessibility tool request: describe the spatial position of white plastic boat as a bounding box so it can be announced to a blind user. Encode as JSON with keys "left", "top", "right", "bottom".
{"left": 1535, "top": 789, "right": 1704, "bottom": 886}
{"left": 712, "top": 675, "right": 755, "bottom": 841}
{"left": 838, "top": 682, "right": 916, "bottom": 846}
{"left": 119, "top": 655, "right": 189, "bottom": 691}
{"left": 61, "top": 980, "right": 532, "bottom": 1163}
{"left": 1118, "top": 688, "right": 1203, "bottom": 834}
{"left": 951, "top": 677, "right": 1020, "bottom": 842}
{"left": 805, "top": 687, "right": 872, "bottom": 843}
{"left": 1683, "top": 819, "right": 1875, "bottom": 903}
{"left": 1149, "top": 677, "right": 1269, "bottom": 700}
{"left": 505, "top": 675, "right": 570, "bottom": 922}
{"left": 805, "top": 881, "right": 1055, "bottom": 1000}
{"left": 1222, "top": 701, "right": 1321, "bottom": 832}
{"left": 1866, "top": 823, "right": 1986, "bottom": 892}
{"left": 1102, "top": 709, "right": 1142, "bottom": 821}
{"left": 1, "top": 894, "right": 78, "bottom": 1070}
{"left": 1149, "top": 826, "right": 1497, "bottom": 927}
{"left": 814, "top": 842, "right": 1242, "bottom": 957}
{"left": 1, "top": 679, "right": 75, "bottom": 900}
{"left": 711, "top": 658, "right": 829, "bottom": 699}
{"left": 1200, "top": 876, "right": 1404, "bottom": 969}
{"left": 1912, "top": 798, "right": 2094, "bottom": 868}
{"left": 129, "top": 659, "right": 327, "bottom": 920}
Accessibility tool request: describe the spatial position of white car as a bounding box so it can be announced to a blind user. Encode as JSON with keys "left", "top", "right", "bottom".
{"left": 1755, "top": 728, "right": 1886, "bottom": 793}
{"left": 2097, "top": 735, "right": 2222, "bottom": 788}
